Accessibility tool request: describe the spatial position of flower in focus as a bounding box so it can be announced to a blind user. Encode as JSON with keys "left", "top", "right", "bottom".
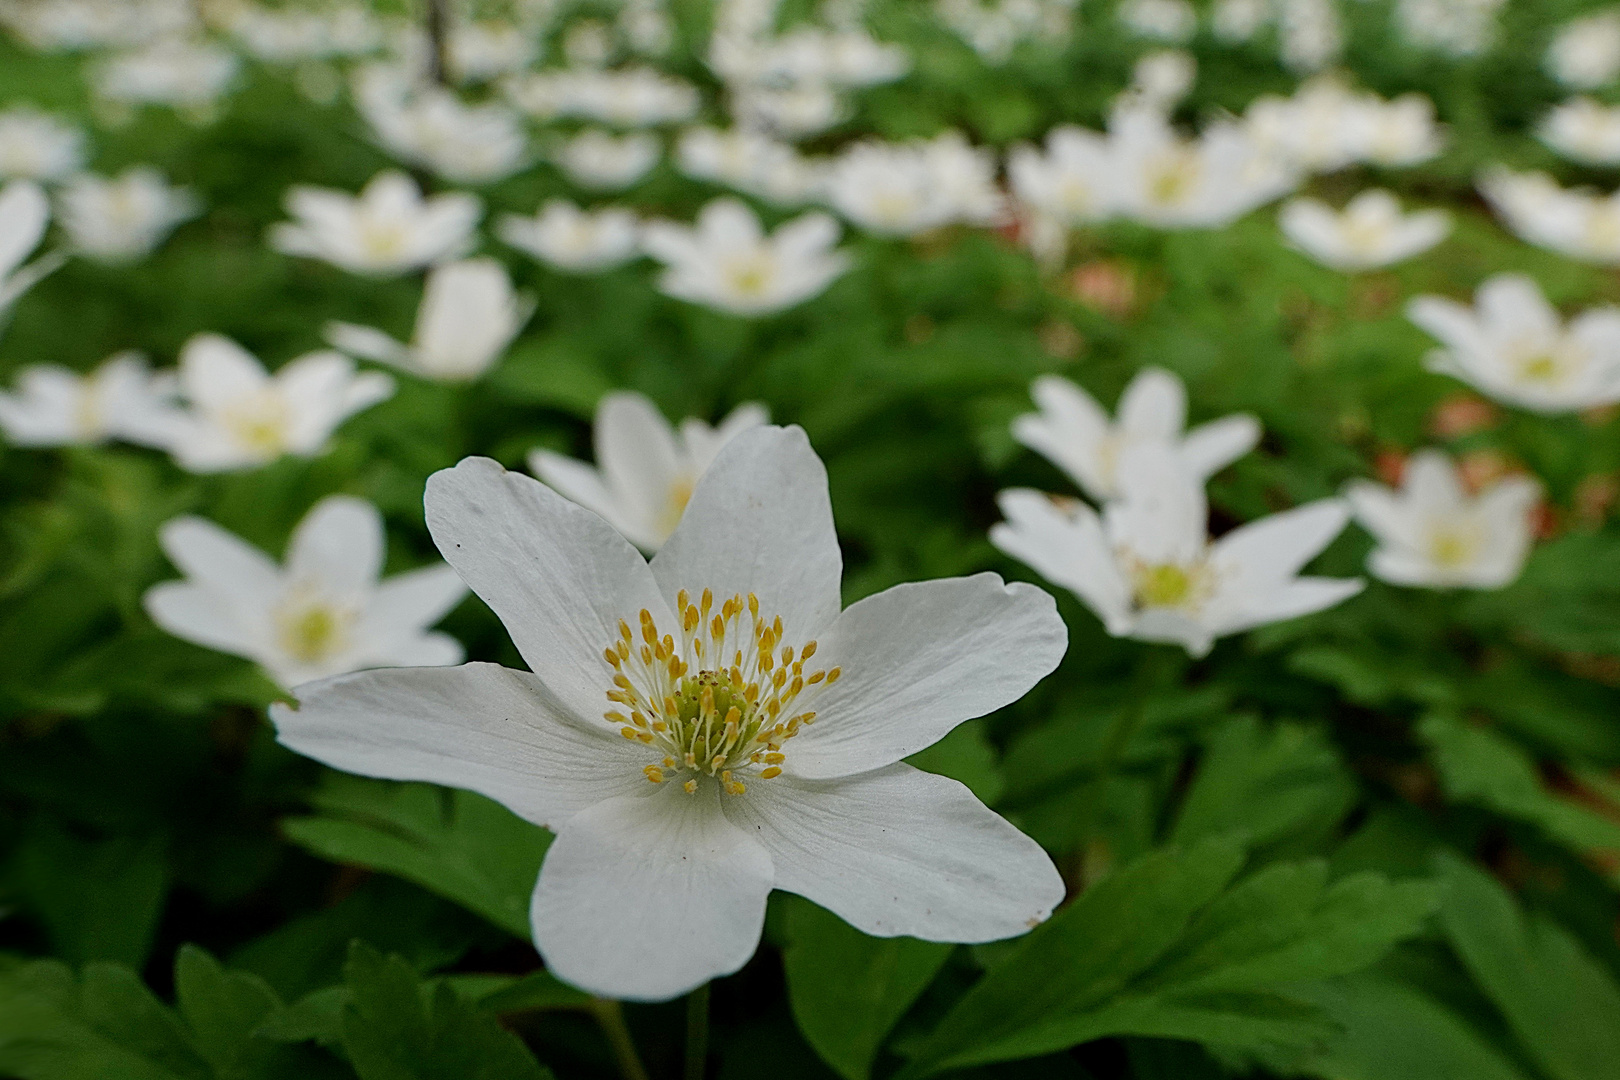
{"left": 498, "top": 199, "right": 641, "bottom": 274}
{"left": 272, "top": 429, "right": 1067, "bottom": 1000}
{"left": 1280, "top": 189, "right": 1451, "bottom": 271}
{"left": 1012, "top": 369, "right": 1260, "bottom": 502}
{"left": 269, "top": 170, "right": 481, "bottom": 276}
{"left": 1537, "top": 98, "right": 1620, "bottom": 166}
{"left": 0, "top": 180, "right": 62, "bottom": 327}
{"left": 993, "top": 442, "right": 1362, "bottom": 657}
{"left": 145, "top": 495, "right": 467, "bottom": 688}
{"left": 1346, "top": 449, "right": 1539, "bottom": 589}
{"left": 325, "top": 258, "right": 533, "bottom": 383}
{"left": 0, "top": 107, "right": 84, "bottom": 182}
{"left": 1547, "top": 9, "right": 1620, "bottom": 89}
{"left": 57, "top": 166, "right": 200, "bottom": 263}
{"left": 554, "top": 129, "right": 661, "bottom": 191}
{"left": 1478, "top": 168, "right": 1620, "bottom": 266}
{"left": 0, "top": 351, "right": 174, "bottom": 447}
{"left": 155, "top": 333, "right": 395, "bottom": 472}
{"left": 530, "top": 390, "right": 768, "bottom": 551}
{"left": 1408, "top": 273, "right": 1620, "bottom": 413}
{"left": 641, "top": 197, "right": 849, "bottom": 316}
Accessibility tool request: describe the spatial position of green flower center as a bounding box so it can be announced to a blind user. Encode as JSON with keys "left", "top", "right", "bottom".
{"left": 1134, "top": 562, "right": 1195, "bottom": 607}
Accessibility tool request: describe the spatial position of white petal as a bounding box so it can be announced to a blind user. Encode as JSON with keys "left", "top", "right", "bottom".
{"left": 1209, "top": 577, "right": 1364, "bottom": 635}
{"left": 270, "top": 662, "right": 648, "bottom": 831}
{"left": 723, "top": 763, "right": 1063, "bottom": 941}
{"left": 990, "top": 489, "right": 1133, "bottom": 635}
{"left": 531, "top": 784, "right": 774, "bottom": 1001}
{"left": 1209, "top": 498, "right": 1352, "bottom": 587}
{"left": 325, "top": 321, "right": 410, "bottom": 366}
{"left": 1345, "top": 479, "right": 1420, "bottom": 551}
{"left": 142, "top": 581, "right": 259, "bottom": 658}
{"left": 594, "top": 391, "right": 683, "bottom": 540}
{"left": 786, "top": 572, "right": 1065, "bottom": 779}
{"left": 1106, "top": 441, "right": 1207, "bottom": 565}
{"left": 651, "top": 425, "right": 843, "bottom": 641}
{"left": 356, "top": 563, "right": 468, "bottom": 643}
{"left": 424, "top": 457, "right": 672, "bottom": 724}
{"left": 0, "top": 180, "right": 48, "bottom": 278}
{"left": 157, "top": 515, "right": 281, "bottom": 608}
{"left": 1181, "top": 414, "right": 1260, "bottom": 478}
{"left": 286, "top": 496, "right": 384, "bottom": 596}
{"left": 179, "top": 334, "right": 268, "bottom": 413}
{"left": 1116, "top": 367, "right": 1187, "bottom": 441}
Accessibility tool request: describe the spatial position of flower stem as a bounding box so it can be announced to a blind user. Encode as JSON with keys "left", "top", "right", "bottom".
{"left": 685, "top": 982, "right": 711, "bottom": 1080}
{"left": 422, "top": 0, "right": 452, "bottom": 86}
{"left": 588, "top": 999, "right": 651, "bottom": 1080}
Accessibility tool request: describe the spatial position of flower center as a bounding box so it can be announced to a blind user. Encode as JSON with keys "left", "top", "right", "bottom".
{"left": 1427, "top": 525, "right": 1478, "bottom": 569}
{"left": 275, "top": 595, "right": 353, "bottom": 664}
{"left": 601, "top": 589, "right": 841, "bottom": 796}
{"left": 1144, "top": 148, "right": 1200, "bottom": 208}
{"left": 359, "top": 220, "right": 408, "bottom": 263}
{"left": 1134, "top": 562, "right": 1197, "bottom": 607}
{"left": 725, "top": 254, "right": 776, "bottom": 298}
{"left": 221, "top": 392, "right": 291, "bottom": 458}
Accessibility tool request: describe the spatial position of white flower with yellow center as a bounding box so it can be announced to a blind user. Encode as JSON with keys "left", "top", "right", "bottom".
{"left": 824, "top": 133, "right": 1003, "bottom": 237}
{"left": 156, "top": 333, "right": 395, "bottom": 473}
{"left": 1279, "top": 189, "right": 1451, "bottom": 272}
{"left": 498, "top": 199, "right": 641, "bottom": 274}
{"left": 357, "top": 79, "right": 529, "bottom": 187}
{"left": 529, "top": 390, "right": 767, "bottom": 552}
{"left": 641, "top": 197, "right": 849, "bottom": 317}
{"left": 269, "top": 170, "right": 481, "bottom": 277}
{"left": 0, "top": 351, "right": 175, "bottom": 447}
{"left": 1110, "top": 103, "right": 1298, "bottom": 229}
{"left": 271, "top": 428, "right": 1067, "bottom": 1001}
{"left": 57, "top": 166, "right": 200, "bottom": 264}
{"left": 1408, "top": 273, "right": 1620, "bottom": 413}
{"left": 1012, "top": 369, "right": 1260, "bottom": 502}
{"left": 1346, "top": 450, "right": 1539, "bottom": 590}
{"left": 325, "top": 258, "right": 533, "bottom": 383}
{"left": 554, "top": 129, "right": 661, "bottom": 192}
{"left": 1008, "top": 126, "right": 1118, "bottom": 229}
{"left": 145, "top": 496, "right": 467, "bottom": 689}
{"left": 992, "top": 442, "right": 1362, "bottom": 657}
{"left": 0, "top": 107, "right": 85, "bottom": 182}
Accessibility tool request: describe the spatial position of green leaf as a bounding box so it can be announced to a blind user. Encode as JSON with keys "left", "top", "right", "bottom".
{"left": 13, "top": 820, "right": 170, "bottom": 968}
{"left": 1435, "top": 853, "right": 1620, "bottom": 1080}
{"left": 477, "top": 971, "right": 593, "bottom": 1015}
{"left": 281, "top": 774, "right": 552, "bottom": 939}
{"left": 340, "top": 942, "right": 553, "bottom": 1080}
{"left": 173, "top": 945, "right": 285, "bottom": 1079}
{"left": 1169, "top": 716, "right": 1355, "bottom": 850}
{"left": 1465, "top": 533, "right": 1620, "bottom": 656}
{"left": 782, "top": 897, "right": 954, "bottom": 1080}
{"left": 900, "top": 838, "right": 1438, "bottom": 1076}
{"left": 904, "top": 718, "right": 1005, "bottom": 804}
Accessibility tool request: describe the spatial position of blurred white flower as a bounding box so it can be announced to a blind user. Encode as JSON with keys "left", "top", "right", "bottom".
{"left": 1110, "top": 103, "right": 1297, "bottom": 229}
{"left": 1008, "top": 126, "right": 1116, "bottom": 232}
{"left": 156, "top": 333, "right": 394, "bottom": 472}
{"left": 325, "top": 258, "right": 532, "bottom": 383}
{"left": 269, "top": 170, "right": 481, "bottom": 276}
{"left": 1130, "top": 50, "right": 1196, "bottom": 110}
{"left": 0, "top": 351, "right": 174, "bottom": 447}
{"left": 1346, "top": 451, "right": 1538, "bottom": 590}
{"left": 1118, "top": 0, "right": 1196, "bottom": 42}
{"left": 1478, "top": 167, "right": 1620, "bottom": 266}
{"left": 935, "top": 0, "right": 1079, "bottom": 63}
{"left": 825, "top": 132, "right": 1003, "bottom": 236}
{"left": 356, "top": 72, "right": 529, "bottom": 185}
{"left": 1547, "top": 9, "right": 1620, "bottom": 90}
{"left": 220, "top": 3, "right": 381, "bottom": 63}
{"left": 555, "top": 129, "right": 661, "bottom": 191}
{"left": 730, "top": 84, "right": 848, "bottom": 140}
{"left": 1212, "top": 0, "right": 1270, "bottom": 41}
{"left": 0, "top": 108, "right": 85, "bottom": 183}
{"left": 642, "top": 197, "right": 850, "bottom": 316}
{"left": 447, "top": 19, "right": 540, "bottom": 82}
{"left": 57, "top": 167, "right": 200, "bottom": 263}
{"left": 1280, "top": 189, "right": 1450, "bottom": 271}
{"left": 499, "top": 199, "right": 642, "bottom": 274}
{"left": 0, "top": 0, "right": 196, "bottom": 51}
{"left": 1538, "top": 98, "right": 1620, "bottom": 165}
{"left": 274, "top": 434, "right": 1065, "bottom": 1000}
{"left": 1244, "top": 77, "right": 1444, "bottom": 174}
{"left": 93, "top": 36, "right": 240, "bottom": 118}
{"left": 1395, "top": 0, "right": 1506, "bottom": 57}
{"left": 993, "top": 442, "right": 1362, "bottom": 657}
{"left": 1408, "top": 273, "right": 1620, "bottom": 413}
{"left": 530, "top": 390, "right": 768, "bottom": 551}
{"left": 0, "top": 180, "right": 61, "bottom": 326}
{"left": 145, "top": 496, "right": 466, "bottom": 688}
{"left": 1012, "top": 369, "right": 1260, "bottom": 502}
{"left": 1277, "top": 0, "right": 1344, "bottom": 73}
{"left": 675, "top": 126, "right": 825, "bottom": 206}
{"left": 503, "top": 65, "right": 701, "bottom": 127}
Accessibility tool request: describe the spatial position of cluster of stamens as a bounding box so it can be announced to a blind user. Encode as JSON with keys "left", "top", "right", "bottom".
{"left": 602, "top": 589, "right": 840, "bottom": 796}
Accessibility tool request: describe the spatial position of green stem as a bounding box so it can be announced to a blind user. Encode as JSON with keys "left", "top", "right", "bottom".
{"left": 685, "top": 982, "right": 711, "bottom": 1080}
{"left": 422, "top": 0, "right": 452, "bottom": 86}
{"left": 588, "top": 999, "right": 650, "bottom": 1080}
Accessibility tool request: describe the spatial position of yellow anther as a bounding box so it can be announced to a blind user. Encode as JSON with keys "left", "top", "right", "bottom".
{"left": 684, "top": 751, "right": 697, "bottom": 768}
{"left": 802, "top": 641, "right": 817, "bottom": 660}
{"left": 613, "top": 674, "right": 633, "bottom": 690}
{"left": 710, "top": 614, "right": 725, "bottom": 638}
{"left": 603, "top": 647, "right": 621, "bottom": 667}
{"left": 807, "top": 670, "right": 825, "bottom": 684}
{"left": 677, "top": 589, "right": 690, "bottom": 611}
{"left": 760, "top": 767, "right": 782, "bottom": 779}
{"left": 605, "top": 711, "right": 628, "bottom": 724}
{"left": 827, "top": 668, "right": 841, "bottom": 683}
{"left": 619, "top": 619, "right": 632, "bottom": 640}
{"left": 663, "top": 756, "right": 675, "bottom": 767}
{"left": 630, "top": 710, "right": 648, "bottom": 728}
{"left": 749, "top": 593, "right": 759, "bottom": 617}
{"left": 637, "top": 732, "right": 653, "bottom": 743}
{"left": 683, "top": 779, "right": 698, "bottom": 794}
{"left": 644, "top": 766, "right": 664, "bottom": 783}
{"left": 620, "top": 727, "right": 639, "bottom": 739}
{"left": 782, "top": 645, "right": 794, "bottom": 665}
{"left": 772, "top": 615, "right": 781, "bottom": 637}
{"left": 764, "top": 752, "right": 785, "bottom": 764}
{"left": 701, "top": 588, "right": 713, "bottom": 613}
{"left": 641, "top": 645, "right": 653, "bottom": 664}
{"left": 684, "top": 607, "right": 699, "bottom": 631}
{"left": 617, "top": 640, "right": 630, "bottom": 660}
{"left": 773, "top": 669, "right": 787, "bottom": 689}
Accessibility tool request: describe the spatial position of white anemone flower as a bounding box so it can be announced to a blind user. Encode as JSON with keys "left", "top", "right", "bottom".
{"left": 272, "top": 428, "right": 1067, "bottom": 1000}
{"left": 324, "top": 258, "right": 533, "bottom": 383}
{"left": 1408, "top": 273, "right": 1620, "bottom": 413}
{"left": 1537, "top": 98, "right": 1620, "bottom": 166}
{"left": 641, "top": 198, "right": 850, "bottom": 317}
{"left": 554, "top": 129, "right": 661, "bottom": 191}
{"left": 0, "top": 107, "right": 85, "bottom": 182}
{"left": 1008, "top": 126, "right": 1117, "bottom": 229}
{"left": 1547, "top": 10, "right": 1620, "bottom": 90}
{"left": 57, "top": 166, "right": 200, "bottom": 264}
{"left": 1011, "top": 369, "right": 1261, "bottom": 502}
{"left": 499, "top": 199, "right": 641, "bottom": 274}
{"left": 1279, "top": 189, "right": 1451, "bottom": 272}
{"left": 0, "top": 180, "right": 63, "bottom": 327}
{"left": 145, "top": 496, "right": 467, "bottom": 688}
{"left": 0, "top": 351, "right": 174, "bottom": 447}
{"left": 1478, "top": 168, "right": 1620, "bottom": 266}
{"left": 269, "top": 170, "right": 481, "bottom": 277}
{"left": 675, "top": 126, "right": 825, "bottom": 207}
{"left": 530, "top": 390, "right": 768, "bottom": 552}
{"left": 357, "top": 79, "right": 529, "bottom": 186}
{"left": 824, "top": 133, "right": 1003, "bottom": 237}
{"left": 1109, "top": 103, "right": 1298, "bottom": 229}
{"left": 993, "top": 442, "right": 1362, "bottom": 657}
{"left": 1346, "top": 451, "right": 1539, "bottom": 590}
{"left": 156, "top": 333, "right": 395, "bottom": 473}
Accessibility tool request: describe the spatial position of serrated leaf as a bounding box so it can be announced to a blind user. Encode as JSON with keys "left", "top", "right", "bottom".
{"left": 173, "top": 945, "right": 285, "bottom": 1079}
{"left": 782, "top": 897, "right": 954, "bottom": 1080}
{"left": 281, "top": 774, "right": 552, "bottom": 939}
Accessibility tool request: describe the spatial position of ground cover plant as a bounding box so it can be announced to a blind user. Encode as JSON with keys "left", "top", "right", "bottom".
{"left": 4, "top": 0, "right": 1620, "bottom": 1077}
